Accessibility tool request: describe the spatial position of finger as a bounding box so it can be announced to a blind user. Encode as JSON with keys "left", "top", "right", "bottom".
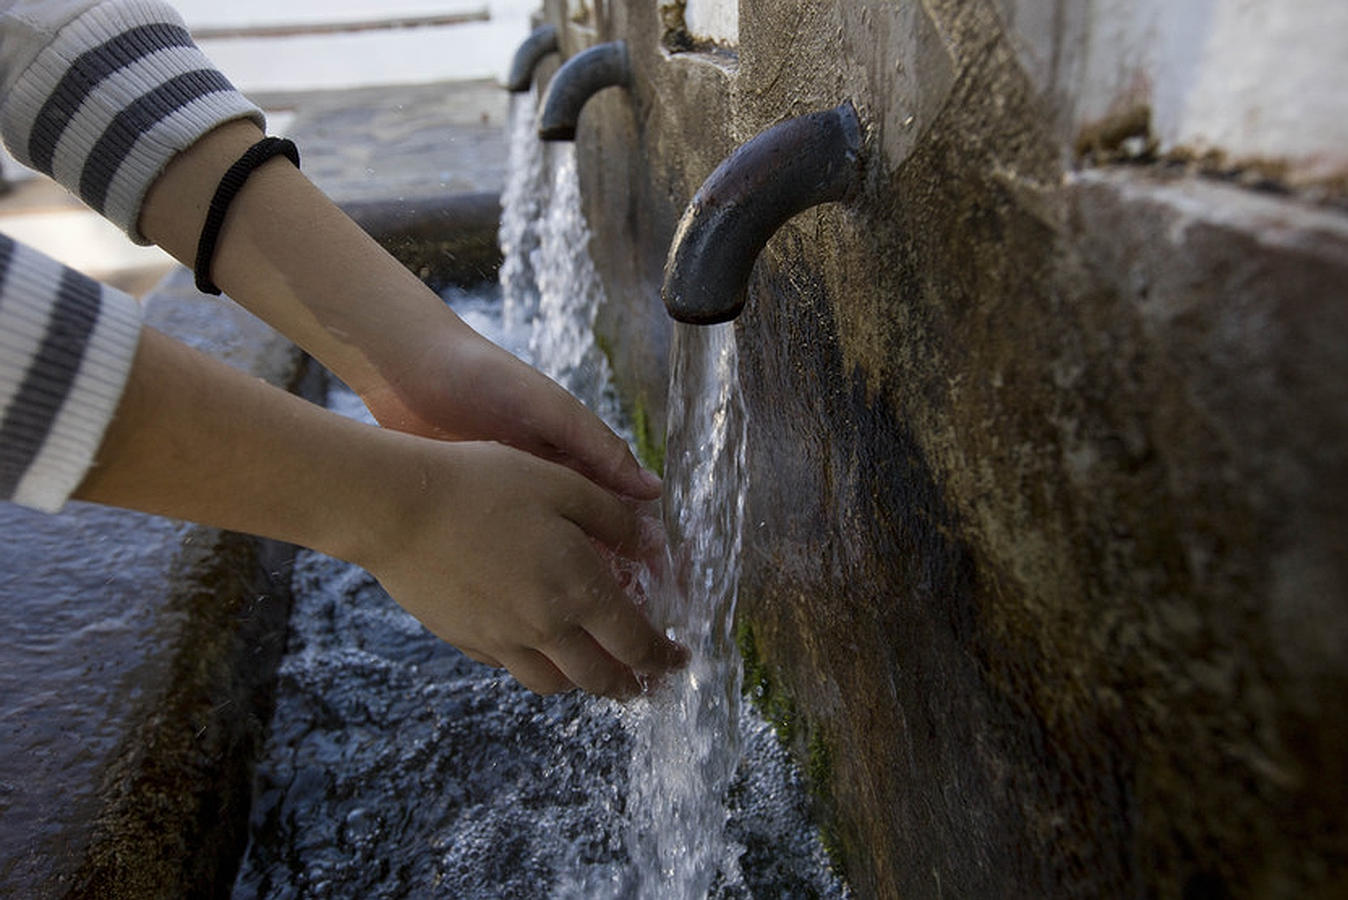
{"left": 503, "top": 649, "right": 575, "bottom": 695}
{"left": 546, "top": 391, "right": 662, "bottom": 501}
{"left": 543, "top": 626, "right": 642, "bottom": 699}
{"left": 567, "top": 553, "right": 689, "bottom": 677}
{"left": 461, "top": 648, "right": 504, "bottom": 668}
{"left": 633, "top": 508, "right": 670, "bottom": 566}
{"left": 549, "top": 469, "right": 646, "bottom": 556}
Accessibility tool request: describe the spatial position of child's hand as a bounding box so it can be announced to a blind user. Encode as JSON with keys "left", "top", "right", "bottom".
{"left": 138, "top": 120, "right": 657, "bottom": 504}
{"left": 357, "top": 324, "right": 663, "bottom": 502}
{"left": 351, "top": 437, "right": 685, "bottom": 698}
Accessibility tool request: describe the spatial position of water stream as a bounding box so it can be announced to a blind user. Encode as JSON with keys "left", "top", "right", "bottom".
{"left": 232, "top": 93, "right": 847, "bottom": 899}
{"left": 623, "top": 322, "right": 749, "bottom": 899}
{"left": 497, "top": 87, "right": 547, "bottom": 333}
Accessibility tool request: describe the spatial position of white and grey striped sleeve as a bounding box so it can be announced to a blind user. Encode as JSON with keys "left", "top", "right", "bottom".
{"left": 0, "top": 233, "right": 141, "bottom": 512}
{"left": 0, "top": 1, "right": 267, "bottom": 511}
{"left": 0, "top": 0, "right": 265, "bottom": 243}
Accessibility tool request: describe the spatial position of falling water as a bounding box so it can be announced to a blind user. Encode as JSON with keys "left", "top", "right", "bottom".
{"left": 497, "top": 89, "right": 548, "bottom": 331}
{"left": 624, "top": 323, "right": 748, "bottom": 898}
{"left": 526, "top": 145, "right": 622, "bottom": 424}
{"left": 233, "top": 94, "right": 847, "bottom": 899}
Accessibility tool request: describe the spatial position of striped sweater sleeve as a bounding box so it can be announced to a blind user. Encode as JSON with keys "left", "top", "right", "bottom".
{"left": 0, "top": 233, "right": 140, "bottom": 511}
{"left": 0, "top": 0, "right": 265, "bottom": 243}
{"left": 0, "top": 1, "right": 265, "bottom": 511}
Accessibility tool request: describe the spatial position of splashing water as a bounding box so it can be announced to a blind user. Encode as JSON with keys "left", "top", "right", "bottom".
{"left": 233, "top": 99, "right": 848, "bottom": 900}
{"left": 495, "top": 123, "right": 845, "bottom": 900}
{"left": 505, "top": 133, "right": 754, "bottom": 894}
{"left": 500, "top": 120, "right": 752, "bottom": 893}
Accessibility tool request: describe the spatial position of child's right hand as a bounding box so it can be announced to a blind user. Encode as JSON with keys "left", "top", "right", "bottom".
{"left": 345, "top": 436, "right": 687, "bottom": 698}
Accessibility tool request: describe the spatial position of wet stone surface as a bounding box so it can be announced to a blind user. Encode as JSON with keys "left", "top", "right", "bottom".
{"left": 0, "top": 505, "right": 188, "bottom": 892}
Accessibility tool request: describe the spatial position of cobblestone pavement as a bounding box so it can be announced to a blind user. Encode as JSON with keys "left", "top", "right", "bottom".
{"left": 258, "top": 78, "right": 509, "bottom": 204}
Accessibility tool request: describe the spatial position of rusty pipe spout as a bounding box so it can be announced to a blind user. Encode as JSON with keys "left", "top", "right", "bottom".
{"left": 537, "top": 41, "right": 630, "bottom": 141}
{"left": 504, "top": 24, "right": 558, "bottom": 92}
{"left": 661, "top": 102, "right": 864, "bottom": 324}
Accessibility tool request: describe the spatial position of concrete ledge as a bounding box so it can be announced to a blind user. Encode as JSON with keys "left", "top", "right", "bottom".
{"left": 68, "top": 529, "right": 297, "bottom": 898}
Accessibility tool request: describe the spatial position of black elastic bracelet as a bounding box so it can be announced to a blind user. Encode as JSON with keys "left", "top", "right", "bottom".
{"left": 194, "top": 137, "right": 300, "bottom": 295}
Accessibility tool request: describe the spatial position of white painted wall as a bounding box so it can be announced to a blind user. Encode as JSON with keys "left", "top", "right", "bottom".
{"left": 1001, "top": 0, "right": 1348, "bottom": 182}
{"left": 683, "top": 0, "right": 737, "bottom": 46}
{"left": 171, "top": 0, "right": 487, "bottom": 29}
{"left": 196, "top": 20, "right": 529, "bottom": 92}
{"left": 180, "top": 0, "right": 536, "bottom": 90}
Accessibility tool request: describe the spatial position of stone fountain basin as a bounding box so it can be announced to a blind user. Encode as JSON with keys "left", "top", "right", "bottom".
{"left": 0, "top": 195, "right": 501, "bottom": 899}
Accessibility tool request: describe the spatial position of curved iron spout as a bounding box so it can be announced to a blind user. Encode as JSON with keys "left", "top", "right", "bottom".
{"left": 504, "top": 24, "right": 558, "bottom": 92}
{"left": 662, "top": 102, "right": 864, "bottom": 324}
{"left": 537, "top": 42, "right": 631, "bottom": 141}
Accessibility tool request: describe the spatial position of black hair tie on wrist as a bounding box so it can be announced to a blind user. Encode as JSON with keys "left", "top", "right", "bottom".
{"left": 194, "top": 136, "right": 300, "bottom": 295}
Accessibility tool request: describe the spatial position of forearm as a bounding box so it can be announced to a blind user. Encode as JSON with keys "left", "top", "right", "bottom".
{"left": 134, "top": 121, "right": 660, "bottom": 500}
{"left": 73, "top": 325, "right": 399, "bottom": 562}
{"left": 137, "top": 119, "right": 468, "bottom": 404}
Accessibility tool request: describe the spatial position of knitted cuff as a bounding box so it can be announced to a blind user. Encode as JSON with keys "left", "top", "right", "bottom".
{"left": 0, "top": 237, "right": 143, "bottom": 513}
{"left": 0, "top": 0, "right": 265, "bottom": 244}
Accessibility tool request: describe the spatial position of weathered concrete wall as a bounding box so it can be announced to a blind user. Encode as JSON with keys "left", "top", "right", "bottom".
{"left": 529, "top": 0, "right": 1348, "bottom": 896}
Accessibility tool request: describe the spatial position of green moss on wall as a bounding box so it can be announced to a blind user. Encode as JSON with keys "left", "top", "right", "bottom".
{"left": 591, "top": 327, "right": 664, "bottom": 477}
{"left": 736, "top": 616, "right": 849, "bottom": 880}
{"left": 736, "top": 619, "right": 771, "bottom": 709}
{"left": 805, "top": 730, "right": 847, "bottom": 879}
{"left": 593, "top": 329, "right": 616, "bottom": 370}
{"left": 632, "top": 397, "right": 666, "bottom": 478}
{"left": 806, "top": 730, "right": 832, "bottom": 791}
{"left": 736, "top": 618, "right": 795, "bottom": 741}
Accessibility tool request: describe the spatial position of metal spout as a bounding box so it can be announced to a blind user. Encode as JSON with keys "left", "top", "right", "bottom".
{"left": 661, "top": 102, "right": 864, "bottom": 324}
{"left": 537, "top": 42, "right": 631, "bottom": 141}
{"left": 504, "top": 25, "right": 559, "bottom": 92}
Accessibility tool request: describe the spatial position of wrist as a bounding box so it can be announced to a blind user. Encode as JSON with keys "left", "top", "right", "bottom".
{"left": 310, "top": 427, "right": 482, "bottom": 579}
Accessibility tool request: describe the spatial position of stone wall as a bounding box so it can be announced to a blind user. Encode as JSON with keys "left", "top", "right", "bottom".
{"left": 530, "top": 0, "right": 1348, "bottom": 896}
